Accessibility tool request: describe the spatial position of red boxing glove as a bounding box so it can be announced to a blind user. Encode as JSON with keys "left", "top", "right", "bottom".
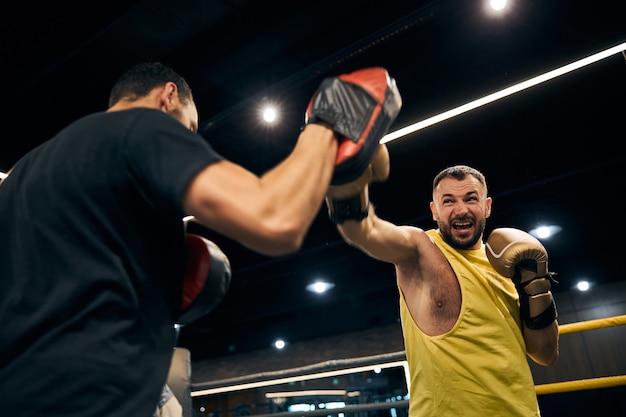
{"left": 178, "top": 234, "right": 231, "bottom": 326}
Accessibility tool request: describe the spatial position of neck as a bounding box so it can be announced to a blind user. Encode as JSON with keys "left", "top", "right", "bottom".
{"left": 107, "top": 93, "right": 162, "bottom": 113}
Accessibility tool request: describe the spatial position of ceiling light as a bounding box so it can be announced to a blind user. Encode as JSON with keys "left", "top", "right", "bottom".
{"left": 266, "top": 390, "right": 346, "bottom": 398}
{"left": 489, "top": 0, "right": 508, "bottom": 11}
{"left": 529, "top": 225, "right": 562, "bottom": 239}
{"left": 381, "top": 42, "right": 626, "bottom": 144}
{"left": 262, "top": 106, "right": 277, "bottom": 123}
{"left": 306, "top": 280, "right": 335, "bottom": 294}
{"left": 576, "top": 281, "right": 591, "bottom": 292}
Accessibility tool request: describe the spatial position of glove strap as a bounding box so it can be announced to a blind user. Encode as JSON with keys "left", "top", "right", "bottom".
{"left": 517, "top": 275, "right": 558, "bottom": 330}
{"left": 327, "top": 190, "right": 369, "bottom": 225}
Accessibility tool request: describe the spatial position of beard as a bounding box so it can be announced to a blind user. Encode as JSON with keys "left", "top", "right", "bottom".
{"left": 437, "top": 215, "right": 486, "bottom": 250}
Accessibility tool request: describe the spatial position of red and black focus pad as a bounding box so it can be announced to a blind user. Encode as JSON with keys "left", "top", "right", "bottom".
{"left": 177, "top": 234, "right": 232, "bottom": 326}
{"left": 305, "top": 67, "right": 402, "bottom": 185}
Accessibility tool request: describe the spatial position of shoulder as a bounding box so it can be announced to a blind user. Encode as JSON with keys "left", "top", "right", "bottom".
{"left": 107, "top": 108, "right": 180, "bottom": 128}
{"left": 69, "top": 109, "right": 179, "bottom": 139}
{"left": 399, "top": 225, "right": 432, "bottom": 243}
{"left": 387, "top": 225, "right": 435, "bottom": 267}
{"left": 108, "top": 108, "right": 204, "bottom": 151}
{"left": 399, "top": 227, "right": 445, "bottom": 264}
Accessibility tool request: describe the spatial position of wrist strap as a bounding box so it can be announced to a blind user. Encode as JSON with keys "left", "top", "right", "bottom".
{"left": 328, "top": 194, "right": 369, "bottom": 225}
{"left": 514, "top": 265, "right": 559, "bottom": 331}
{"left": 518, "top": 288, "right": 558, "bottom": 330}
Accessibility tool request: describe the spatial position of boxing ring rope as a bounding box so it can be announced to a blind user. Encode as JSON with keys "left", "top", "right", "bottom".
{"left": 535, "top": 376, "right": 626, "bottom": 396}
{"left": 556, "top": 314, "right": 626, "bottom": 335}
{"left": 533, "top": 314, "right": 626, "bottom": 396}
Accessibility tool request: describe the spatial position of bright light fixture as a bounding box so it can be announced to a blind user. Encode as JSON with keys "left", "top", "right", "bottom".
{"left": 262, "top": 106, "right": 277, "bottom": 123}
{"left": 576, "top": 280, "right": 591, "bottom": 292}
{"left": 306, "top": 280, "right": 335, "bottom": 294}
{"left": 529, "top": 225, "right": 562, "bottom": 239}
{"left": 266, "top": 390, "right": 347, "bottom": 398}
{"left": 381, "top": 42, "right": 626, "bottom": 144}
{"left": 489, "top": 0, "right": 507, "bottom": 11}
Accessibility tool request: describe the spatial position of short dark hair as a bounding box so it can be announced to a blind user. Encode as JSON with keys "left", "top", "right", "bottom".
{"left": 108, "top": 62, "right": 193, "bottom": 108}
{"left": 433, "top": 165, "right": 487, "bottom": 192}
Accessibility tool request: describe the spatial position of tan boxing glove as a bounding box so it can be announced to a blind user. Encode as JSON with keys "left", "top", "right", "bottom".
{"left": 325, "top": 143, "right": 390, "bottom": 224}
{"left": 485, "top": 227, "right": 558, "bottom": 330}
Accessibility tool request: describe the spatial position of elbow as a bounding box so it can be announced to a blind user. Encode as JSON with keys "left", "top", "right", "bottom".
{"left": 547, "top": 350, "right": 559, "bottom": 366}
{"left": 337, "top": 222, "right": 364, "bottom": 247}
{"left": 525, "top": 321, "right": 560, "bottom": 366}
{"left": 253, "top": 220, "right": 307, "bottom": 256}
{"left": 546, "top": 340, "right": 560, "bottom": 365}
{"left": 538, "top": 348, "right": 559, "bottom": 366}
{"left": 266, "top": 234, "right": 304, "bottom": 256}
{"left": 528, "top": 348, "right": 559, "bottom": 367}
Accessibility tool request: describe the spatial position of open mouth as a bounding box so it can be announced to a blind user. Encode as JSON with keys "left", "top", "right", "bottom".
{"left": 452, "top": 220, "right": 473, "bottom": 231}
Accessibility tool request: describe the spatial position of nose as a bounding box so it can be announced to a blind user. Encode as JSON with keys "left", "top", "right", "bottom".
{"left": 453, "top": 202, "right": 470, "bottom": 216}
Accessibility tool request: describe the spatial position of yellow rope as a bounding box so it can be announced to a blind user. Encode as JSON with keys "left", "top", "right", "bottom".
{"left": 558, "top": 314, "right": 626, "bottom": 334}
{"left": 536, "top": 375, "right": 626, "bottom": 395}
{"left": 532, "top": 315, "right": 626, "bottom": 395}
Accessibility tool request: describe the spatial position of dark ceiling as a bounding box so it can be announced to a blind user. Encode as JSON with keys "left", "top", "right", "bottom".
{"left": 3, "top": 0, "right": 625, "bottom": 361}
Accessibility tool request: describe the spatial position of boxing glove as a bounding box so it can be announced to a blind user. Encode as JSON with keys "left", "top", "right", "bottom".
{"left": 177, "top": 234, "right": 231, "bottom": 326}
{"left": 305, "top": 67, "right": 402, "bottom": 185}
{"left": 325, "top": 143, "right": 390, "bottom": 224}
{"left": 485, "top": 227, "right": 557, "bottom": 330}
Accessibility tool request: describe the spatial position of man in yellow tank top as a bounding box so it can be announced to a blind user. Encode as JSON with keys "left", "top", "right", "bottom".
{"left": 325, "top": 146, "right": 559, "bottom": 416}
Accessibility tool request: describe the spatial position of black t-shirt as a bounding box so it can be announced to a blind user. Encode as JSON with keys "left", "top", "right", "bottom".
{"left": 0, "top": 108, "right": 223, "bottom": 416}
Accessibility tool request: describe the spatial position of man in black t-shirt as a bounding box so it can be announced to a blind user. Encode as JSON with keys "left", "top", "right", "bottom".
{"left": 0, "top": 62, "right": 401, "bottom": 416}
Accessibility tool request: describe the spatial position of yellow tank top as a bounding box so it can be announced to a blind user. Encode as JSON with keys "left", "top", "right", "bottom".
{"left": 400, "top": 229, "right": 540, "bottom": 416}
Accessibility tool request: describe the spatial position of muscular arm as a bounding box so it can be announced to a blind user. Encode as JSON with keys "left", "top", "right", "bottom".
{"left": 183, "top": 123, "right": 338, "bottom": 256}
{"left": 524, "top": 320, "right": 559, "bottom": 366}
{"left": 337, "top": 205, "right": 420, "bottom": 267}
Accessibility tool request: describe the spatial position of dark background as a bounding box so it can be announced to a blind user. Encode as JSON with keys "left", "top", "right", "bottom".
{"left": 2, "top": 0, "right": 625, "bottom": 362}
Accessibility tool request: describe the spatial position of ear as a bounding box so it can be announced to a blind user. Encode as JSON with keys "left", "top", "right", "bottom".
{"left": 485, "top": 196, "right": 493, "bottom": 218}
{"left": 159, "top": 82, "right": 178, "bottom": 111}
{"left": 429, "top": 201, "right": 437, "bottom": 221}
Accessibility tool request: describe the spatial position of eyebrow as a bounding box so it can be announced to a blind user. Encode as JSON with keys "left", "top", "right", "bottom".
{"left": 440, "top": 190, "right": 479, "bottom": 199}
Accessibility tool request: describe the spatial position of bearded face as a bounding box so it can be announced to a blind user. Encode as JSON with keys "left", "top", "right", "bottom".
{"left": 430, "top": 176, "right": 492, "bottom": 251}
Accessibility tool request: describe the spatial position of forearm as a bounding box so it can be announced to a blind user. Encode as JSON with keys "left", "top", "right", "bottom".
{"left": 518, "top": 274, "right": 559, "bottom": 365}
{"left": 258, "top": 123, "right": 337, "bottom": 237}
{"left": 230, "top": 123, "right": 336, "bottom": 254}
{"left": 337, "top": 212, "right": 372, "bottom": 248}
{"left": 339, "top": 209, "right": 416, "bottom": 265}
{"left": 525, "top": 320, "right": 559, "bottom": 365}
{"left": 184, "top": 124, "right": 337, "bottom": 255}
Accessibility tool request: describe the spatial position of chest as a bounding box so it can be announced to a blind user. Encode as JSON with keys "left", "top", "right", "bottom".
{"left": 398, "top": 246, "right": 462, "bottom": 335}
